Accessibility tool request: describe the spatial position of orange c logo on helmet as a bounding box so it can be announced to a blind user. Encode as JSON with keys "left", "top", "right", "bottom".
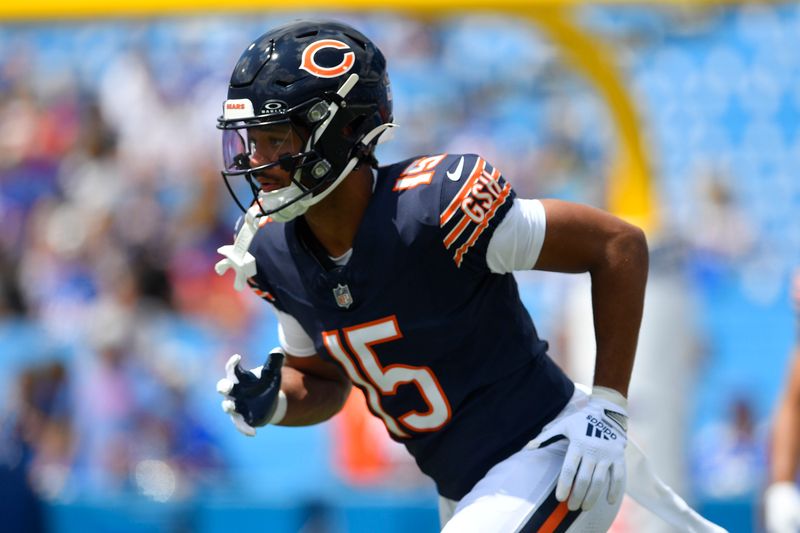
{"left": 300, "top": 39, "right": 355, "bottom": 79}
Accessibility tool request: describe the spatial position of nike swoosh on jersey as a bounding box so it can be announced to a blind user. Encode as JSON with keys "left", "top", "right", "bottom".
{"left": 446, "top": 156, "right": 465, "bottom": 181}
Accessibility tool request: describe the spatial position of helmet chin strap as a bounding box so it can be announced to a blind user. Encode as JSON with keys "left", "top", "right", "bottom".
{"left": 256, "top": 120, "right": 396, "bottom": 223}
{"left": 256, "top": 182, "right": 307, "bottom": 223}
{"left": 255, "top": 72, "right": 396, "bottom": 224}
{"left": 309, "top": 73, "right": 359, "bottom": 147}
{"left": 295, "top": 121, "right": 396, "bottom": 208}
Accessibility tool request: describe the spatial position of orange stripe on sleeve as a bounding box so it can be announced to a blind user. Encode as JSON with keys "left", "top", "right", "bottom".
{"left": 443, "top": 215, "right": 471, "bottom": 249}
{"left": 453, "top": 182, "right": 512, "bottom": 267}
{"left": 246, "top": 278, "right": 275, "bottom": 301}
{"left": 537, "top": 500, "right": 569, "bottom": 533}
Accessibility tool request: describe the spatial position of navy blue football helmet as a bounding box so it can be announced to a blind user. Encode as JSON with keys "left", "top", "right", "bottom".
{"left": 217, "top": 20, "right": 394, "bottom": 221}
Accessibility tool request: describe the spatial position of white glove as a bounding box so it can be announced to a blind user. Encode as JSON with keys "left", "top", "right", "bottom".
{"left": 533, "top": 386, "right": 628, "bottom": 511}
{"left": 765, "top": 482, "right": 800, "bottom": 533}
{"left": 216, "top": 349, "right": 286, "bottom": 437}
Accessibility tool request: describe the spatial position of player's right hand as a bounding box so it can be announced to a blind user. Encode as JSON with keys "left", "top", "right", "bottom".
{"left": 216, "top": 348, "right": 285, "bottom": 437}
{"left": 532, "top": 386, "right": 628, "bottom": 512}
{"left": 765, "top": 482, "right": 800, "bottom": 533}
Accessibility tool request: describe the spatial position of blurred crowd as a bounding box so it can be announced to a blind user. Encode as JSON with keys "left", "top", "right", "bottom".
{"left": 1, "top": 4, "right": 799, "bottom": 531}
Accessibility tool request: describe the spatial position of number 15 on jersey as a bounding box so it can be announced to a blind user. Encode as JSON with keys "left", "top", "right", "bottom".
{"left": 322, "top": 316, "right": 452, "bottom": 438}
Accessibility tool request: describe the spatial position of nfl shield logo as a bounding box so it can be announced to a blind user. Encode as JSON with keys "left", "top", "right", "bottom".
{"left": 333, "top": 283, "right": 353, "bottom": 308}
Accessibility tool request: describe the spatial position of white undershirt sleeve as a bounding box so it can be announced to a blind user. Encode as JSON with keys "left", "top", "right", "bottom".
{"left": 272, "top": 306, "right": 317, "bottom": 357}
{"left": 485, "top": 198, "right": 547, "bottom": 274}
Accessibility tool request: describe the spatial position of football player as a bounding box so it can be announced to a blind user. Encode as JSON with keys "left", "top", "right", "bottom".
{"left": 213, "top": 20, "right": 720, "bottom": 532}
{"left": 765, "top": 270, "right": 800, "bottom": 533}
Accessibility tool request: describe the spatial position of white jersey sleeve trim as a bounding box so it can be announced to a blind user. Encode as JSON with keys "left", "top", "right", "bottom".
{"left": 272, "top": 307, "right": 317, "bottom": 357}
{"left": 486, "top": 198, "right": 547, "bottom": 274}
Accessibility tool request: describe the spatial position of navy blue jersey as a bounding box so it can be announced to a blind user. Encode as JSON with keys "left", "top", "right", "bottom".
{"left": 247, "top": 153, "right": 574, "bottom": 500}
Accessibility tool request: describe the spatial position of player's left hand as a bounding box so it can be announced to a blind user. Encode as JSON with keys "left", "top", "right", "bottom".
{"left": 216, "top": 348, "right": 285, "bottom": 436}
{"left": 533, "top": 386, "right": 628, "bottom": 511}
